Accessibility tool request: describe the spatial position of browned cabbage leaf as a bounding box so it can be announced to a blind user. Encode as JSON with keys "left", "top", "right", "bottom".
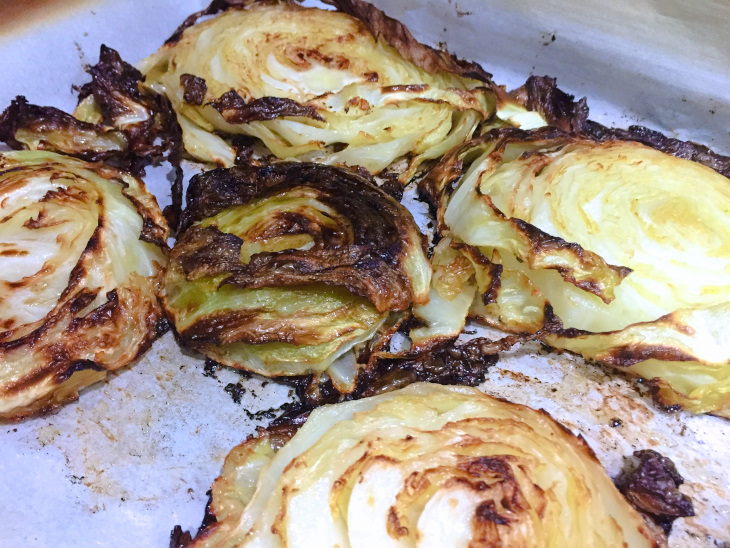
{"left": 0, "top": 46, "right": 182, "bottom": 171}
{"left": 615, "top": 449, "right": 695, "bottom": 536}
{"left": 0, "top": 151, "right": 169, "bottom": 420}
{"left": 0, "top": 96, "right": 127, "bottom": 161}
{"left": 173, "top": 383, "right": 663, "bottom": 547}
{"left": 162, "top": 161, "right": 431, "bottom": 390}
{"left": 424, "top": 126, "right": 730, "bottom": 416}
{"left": 0, "top": 46, "right": 185, "bottom": 229}
{"left": 135, "top": 0, "right": 494, "bottom": 179}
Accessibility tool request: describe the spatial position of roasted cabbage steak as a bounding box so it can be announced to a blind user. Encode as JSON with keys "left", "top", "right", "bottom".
{"left": 424, "top": 127, "right": 730, "bottom": 416}
{"left": 0, "top": 151, "right": 169, "bottom": 420}
{"left": 162, "top": 162, "right": 430, "bottom": 390}
{"left": 175, "top": 383, "right": 663, "bottom": 547}
{"left": 136, "top": 1, "right": 494, "bottom": 178}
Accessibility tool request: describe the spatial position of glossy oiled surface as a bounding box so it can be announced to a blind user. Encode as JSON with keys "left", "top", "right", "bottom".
{"left": 0, "top": 1, "right": 728, "bottom": 546}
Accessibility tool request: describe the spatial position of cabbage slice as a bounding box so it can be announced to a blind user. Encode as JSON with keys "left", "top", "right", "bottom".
{"left": 434, "top": 129, "right": 730, "bottom": 416}
{"left": 137, "top": 2, "right": 493, "bottom": 177}
{"left": 0, "top": 151, "right": 168, "bottom": 419}
{"left": 163, "top": 162, "right": 429, "bottom": 382}
{"left": 182, "top": 383, "right": 660, "bottom": 547}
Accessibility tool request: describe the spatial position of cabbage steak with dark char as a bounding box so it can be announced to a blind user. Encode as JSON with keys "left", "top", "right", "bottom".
{"left": 171, "top": 383, "right": 663, "bottom": 548}
{"left": 162, "top": 161, "right": 433, "bottom": 394}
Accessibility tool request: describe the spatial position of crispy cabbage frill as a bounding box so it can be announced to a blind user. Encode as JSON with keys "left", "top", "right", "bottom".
{"left": 0, "top": 46, "right": 181, "bottom": 166}
{"left": 162, "top": 162, "right": 431, "bottom": 390}
{"left": 133, "top": 0, "right": 494, "bottom": 179}
{"left": 174, "top": 383, "right": 662, "bottom": 548}
{"left": 0, "top": 151, "right": 169, "bottom": 420}
{"left": 421, "top": 127, "right": 730, "bottom": 416}
{"left": 0, "top": 46, "right": 185, "bottom": 228}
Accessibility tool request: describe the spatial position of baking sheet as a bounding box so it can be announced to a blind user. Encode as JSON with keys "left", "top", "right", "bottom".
{"left": 0, "top": 1, "right": 728, "bottom": 546}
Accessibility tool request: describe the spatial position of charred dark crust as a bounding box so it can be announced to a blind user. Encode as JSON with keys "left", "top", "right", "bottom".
{"left": 0, "top": 96, "right": 27, "bottom": 149}
{"left": 592, "top": 344, "right": 698, "bottom": 368}
{"left": 467, "top": 302, "right": 563, "bottom": 350}
{"left": 222, "top": 249, "right": 412, "bottom": 314}
{"left": 551, "top": 308, "right": 700, "bottom": 368}
{"left": 67, "top": 289, "right": 120, "bottom": 333}
{"left": 177, "top": 226, "right": 245, "bottom": 281}
{"left": 510, "top": 76, "right": 589, "bottom": 133}
{"left": 615, "top": 449, "right": 694, "bottom": 535}
{"left": 325, "top": 0, "right": 493, "bottom": 83}
{"left": 467, "top": 459, "right": 529, "bottom": 539}
{"left": 140, "top": 216, "right": 170, "bottom": 247}
{"left": 269, "top": 406, "right": 311, "bottom": 432}
{"left": 181, "top": 163, "right": 384, "bottom": 229}
{"left": 62, "top": 222, "right": 106, "bottom": 303}
{"left": 179, "top": 308, "right": 340, "bottom": 346}
{"left": 377, "top": 170, "right": 405, "bottom": 201}
{"left": 361, "top": 337, "right": 499, "bottom": 396}
{"left": 481, "top": 262, "right": 503, "bottom": 305}
{"left": 165, "top": 160, "right": 185, "bottom": 234}
{"left": 191, "top": 492, "right": 219, "bottom": 538}
{"left": 82, "top": 45, "right": 185, "bottom": 230}
{"left": 53, "top": 359, "right": 105, "bottom": 384}
{"left": 173, "top": 162, "right": 424, "bottom": 313}
{"left": 646, "top": 386, "right": 685, "bottom": 415}
{"left": 180, "top": 74, "right": 208, "bottom": 106}
{"left": 119, "top": 187, "right": 171, "bottom": 248}
{"left": 169, "top": 525, "right": 194, "bottom": 548}
{"left": 230, "top": 135, "right": 257, "bottom": 166}
{"left": 418, "top": 141, "right": 467, "bottom": 219}
{"left": 0, "top": 96, "right": 122, "bottom": 161}
{"left": 584, "top": 121, "right": 730, "bottom": 179}
{"left": 209, "top": 90, "right": 324, "bottom": 124}
{"left": 284, "top": 336, "right": 499, "bottom": 408}
{"left": 154, "top": 316, "right": 172, "bottom": 338}
{"left": 510, "top": 217, "right": 633, "bottom": 303}
{"left": 85, "top": 45, "right": 180, "bottom": 157}
{"left": 83, "top": 45, "right": 146, "bottom": 123}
